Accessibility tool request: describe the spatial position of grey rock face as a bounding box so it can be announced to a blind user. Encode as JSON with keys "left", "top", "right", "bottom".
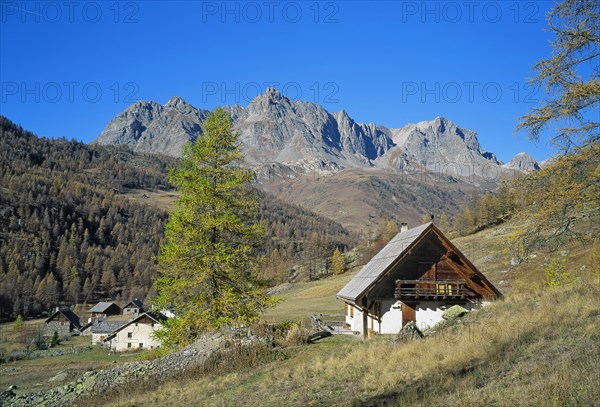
{"left": 95, "top": 90, "right": 534, "bottom": 179}
{"left": 95, "top": 96, "right": 210, "bottom": 157}
{"left": 502, "top": 152, "right": 540, "bottom": 172}
{"left": 378, "top": 117, "right": 503, "bottom": 179}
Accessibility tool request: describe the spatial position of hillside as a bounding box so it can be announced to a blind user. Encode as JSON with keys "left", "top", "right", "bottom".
{"left": 76, "top": 216, "right": 599, "bottom": 407}
{"left": 0, "top": 117, "right": 355, "bottom": 319}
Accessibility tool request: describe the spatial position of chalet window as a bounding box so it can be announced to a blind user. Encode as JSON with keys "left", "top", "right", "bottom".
{"left": 135, "top": 323, "right": 138, "bottom": 326}
{"left": 127, "top": 343, "right": 132, "bottom": 348}
{"left": 139, "top": 343, "right": 143, "bottom": 348}
{"left": 127, "top": 332, "right": 132, "bottom": 338}
{"left": 350, "top": 305, "right": 354, "bottom": 318}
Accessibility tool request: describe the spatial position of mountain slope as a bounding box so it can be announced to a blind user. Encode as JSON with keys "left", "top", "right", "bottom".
{"left": 95, "top": 91, "right": 516, "bottom": 229}
{"left": 0, "top": 117, "right": 355, "bottom": 319}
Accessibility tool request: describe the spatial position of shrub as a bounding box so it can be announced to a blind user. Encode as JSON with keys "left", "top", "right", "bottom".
{"left": 545, "top": 255, "right": 572, "bottom": 289}
{"left": 51, "top": 330, "right": 61, "bottom": 346}
{"left": 284, "top": 323, "right": 309, "bottom": 346}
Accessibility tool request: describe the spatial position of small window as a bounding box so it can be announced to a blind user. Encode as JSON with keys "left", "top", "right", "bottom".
{"left": 139, "top": 343, "right": 143, "bottom": 348}
{"left": 135, "top": 323, "right": 138, "bottom": 326}
{"left": 127, "top": 332, "right": 132, "bottom": 338}
{"left": 127, "top": 343, "right": 132, "bottom": 348}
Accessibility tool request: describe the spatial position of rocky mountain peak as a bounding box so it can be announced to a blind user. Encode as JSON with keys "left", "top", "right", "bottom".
{"left": 165, "top": 96, "right": 188, "bottom": 108}
{"left": 265, "top": 87, "right": 283, "bottom": 100}
{"left": 246, "top": 87, "right": 291, "bottom": 115}
{"left": 95, "top": 91, "right": 536, "bottom": 178}
{"left": 503, "top": 152, "right": 540, "bottom": 171}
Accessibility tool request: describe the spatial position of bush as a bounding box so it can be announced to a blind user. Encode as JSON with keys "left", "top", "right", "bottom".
{"left": 284, "top": 323, "right": 309, "bottom": 347}
{"left": 51, "top": 330, "right": 61, "bottom": 346}
{"left": 545, "top": 255, "right": 572, "bottom": 289}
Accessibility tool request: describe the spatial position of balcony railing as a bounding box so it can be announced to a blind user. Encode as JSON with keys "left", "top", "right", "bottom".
{"left": 394, "top": 279, "right": 468, "bottom": 300}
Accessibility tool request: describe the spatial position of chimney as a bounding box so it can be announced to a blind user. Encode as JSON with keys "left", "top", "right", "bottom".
{"left": 400, "top": 223, "right": 409, "bottom": 233}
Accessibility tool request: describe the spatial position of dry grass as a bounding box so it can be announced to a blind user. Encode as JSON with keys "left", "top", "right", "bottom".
{"left": 99, "top": 277, "right": 599, "bottom": 406}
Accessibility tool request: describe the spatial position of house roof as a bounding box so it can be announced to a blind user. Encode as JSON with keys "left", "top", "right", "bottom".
{"left": 337, "top": 223, "right": 432, "bottom": 302}
{"left": 90, "top": 319, "right": 125, "bottom": 334}
{"left": 123, "top": 299, "right": 144, "bottom": 309}
{"left": 89, "top": 301, "right": 120, "bottom": 313}
{"left": 45, "top": 308, "right": 82, "bottom": 329}
{"left": 103, "top": 312, "right": 167, "bottom": 342}
{"left": 336, "top": 222, "right": 502, "bottom": 303}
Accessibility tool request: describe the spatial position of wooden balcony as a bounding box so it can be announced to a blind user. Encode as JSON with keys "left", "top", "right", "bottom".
{"left": 394, "top": 279, "right": 468, "bottom": 301}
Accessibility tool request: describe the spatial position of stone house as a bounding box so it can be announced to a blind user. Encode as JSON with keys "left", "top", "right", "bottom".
{"left": 122, "top": 299, "right": 144, "bottom": 315}
{"left": 45, "top": 308, "right": 82, "bottom": 337}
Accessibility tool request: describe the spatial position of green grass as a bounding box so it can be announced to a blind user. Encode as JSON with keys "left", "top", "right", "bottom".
{"left": 0, "top": 336, "right": 148, "bottom": 394}
{"left": 262, "top": 272, "right": 356, "bottom": 323}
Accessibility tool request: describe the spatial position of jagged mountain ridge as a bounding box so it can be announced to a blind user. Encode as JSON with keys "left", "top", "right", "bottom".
{"left": 95, "top": 88, "right": 536, "bottom": 179}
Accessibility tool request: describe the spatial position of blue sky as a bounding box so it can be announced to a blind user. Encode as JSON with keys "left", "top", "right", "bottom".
{"left": 0, "top": 1, "right": 558, "bottom": 162}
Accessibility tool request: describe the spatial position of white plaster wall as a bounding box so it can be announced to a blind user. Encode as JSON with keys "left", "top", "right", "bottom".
{"left": 416, "top": 302, "right": 476, "bottom": 330}
{"left": 415, "top": 302, "right": 445, "bottom": 330}
{"left": 351, "top": 306, "right": 364, "bottom": 333}
{"left": 380, "top": 300, "right": 404, "bottom": 334}
{"left": 92, "top": 333, "right": 108, "bottom": 346}
{"left": 108, "top": 322, "right": 162, "bottom": 352}
{"left": 345, "top": 301, "right": 477, "bottom": 334}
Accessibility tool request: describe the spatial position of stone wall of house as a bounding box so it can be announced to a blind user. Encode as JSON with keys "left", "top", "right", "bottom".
{"left": 122, "top": 307, "right": 141, "bottom": 315}
{"left": 45, "top": 321, "right": 73, "bottom": 338}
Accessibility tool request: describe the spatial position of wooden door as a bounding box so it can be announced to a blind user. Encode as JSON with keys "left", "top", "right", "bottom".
{"left": 402, "top": 303, "right": 416, "bottom": 327}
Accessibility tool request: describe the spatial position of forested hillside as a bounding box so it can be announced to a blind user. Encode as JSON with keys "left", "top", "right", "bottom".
{"left": 0, "top": 117, "right": 354, "bottom": 320}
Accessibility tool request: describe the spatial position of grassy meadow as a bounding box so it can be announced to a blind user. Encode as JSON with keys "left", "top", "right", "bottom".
{"left": 90, "top": 220, "right": 599, "bottom": 406}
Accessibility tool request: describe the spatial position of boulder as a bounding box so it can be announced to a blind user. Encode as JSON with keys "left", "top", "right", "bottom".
{"left": 394, "top": 321, "right": 424, "bottom": 342}
{"left": 442, "top": 305, "right": 468, "bottom": 321}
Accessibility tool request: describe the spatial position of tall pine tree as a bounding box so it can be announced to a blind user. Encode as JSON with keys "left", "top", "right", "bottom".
{"left": 154, "top": 108, "right": 271, "bottom": 348}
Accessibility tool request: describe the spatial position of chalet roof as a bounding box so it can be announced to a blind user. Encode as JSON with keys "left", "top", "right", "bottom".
{"left": 103, "top": 312, "right": 167, "bottom": 342}
{"left": 123, "top": 299, "right": 144, "bottom": 309}
{"left": 336, "top": 222, "right": 502, "bottom": 303}
{"left": 45, "top": 308, "right": 82, "bottom": 329}
{"left": 89, "top": 301, "right": 120, "bottom": 313}
{"left": 337, "top": 223, "right": 432, "bottom": 302}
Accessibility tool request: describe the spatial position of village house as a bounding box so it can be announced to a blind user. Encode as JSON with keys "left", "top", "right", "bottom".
{"left": 104, "top": 312, "right": 166, "bottom": 352}
{"left": 122, "top": 299, "right": 144, "bottom": 315}
{"left": 89, "top": 319, "right": 126, "bottom": 345}
{"left": 337, "top": 222, "right": 502, "bottom": 338}
{"left": 45, "top": 307, "right": 82, "bottom": 337}
{"left": 89, "top": 301, "right": 122, "bottom": 319}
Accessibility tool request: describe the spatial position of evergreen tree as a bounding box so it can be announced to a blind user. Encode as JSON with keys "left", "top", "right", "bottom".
{"left": 154, "top": 108, "right": 272, "bottom": 348}
{"left": 13, "top": 315, "right": 24, "bottom": 332}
